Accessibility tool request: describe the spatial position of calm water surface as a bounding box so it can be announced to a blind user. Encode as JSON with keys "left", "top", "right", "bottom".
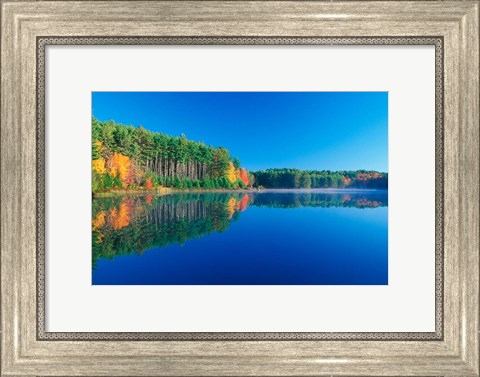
{"left": 92, "top": 189, "right": 388, "bottom": 285}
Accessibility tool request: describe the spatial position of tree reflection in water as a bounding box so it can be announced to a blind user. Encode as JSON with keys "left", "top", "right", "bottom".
{"left": 92, "top": 190, "right": 387, "bottom": 268}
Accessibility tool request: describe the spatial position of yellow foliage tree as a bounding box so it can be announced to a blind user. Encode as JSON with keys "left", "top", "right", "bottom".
{"left": 226, "top": 161, "right": 237, "bottom": 184}
{"left": 109, "top": 152, "right": 132, "bottom": 187}
{"left": 92, "top": 158, "right": 107, "bottom": 175}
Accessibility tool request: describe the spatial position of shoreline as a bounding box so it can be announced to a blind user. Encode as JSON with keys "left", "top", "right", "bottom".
{"left": 93, "top": 187, "right": 387, "bottom": 198}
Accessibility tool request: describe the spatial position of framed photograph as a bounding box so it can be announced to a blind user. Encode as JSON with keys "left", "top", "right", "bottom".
{"left": 1, "top": 1, "right": 478, "bottom": 376}
{"left": 90, "top": 91, "right": 389, "bottom": 286}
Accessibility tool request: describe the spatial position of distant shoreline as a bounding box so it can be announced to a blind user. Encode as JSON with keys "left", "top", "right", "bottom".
{"left": 93, "top": 187, "right": 387, "bottom": 198}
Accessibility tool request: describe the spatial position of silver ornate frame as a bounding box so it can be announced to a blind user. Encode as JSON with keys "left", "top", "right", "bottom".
{"left": 36, "top": 36, "right": 444, "bottom": 342}
{"left": 2, "top": 2, "right": 478, "bottom": 376}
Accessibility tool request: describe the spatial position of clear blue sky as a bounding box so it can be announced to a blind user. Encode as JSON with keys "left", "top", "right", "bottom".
{"left": 92, "top": 92, "right": 388, "bottom": 172}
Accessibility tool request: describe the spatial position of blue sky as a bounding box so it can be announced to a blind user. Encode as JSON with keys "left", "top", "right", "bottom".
{"left": 92, "top": 92, "right": 388, "bottom": 172}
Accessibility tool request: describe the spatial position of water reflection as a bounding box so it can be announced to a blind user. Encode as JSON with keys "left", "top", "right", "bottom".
{"left": 92, "top": 190, "right": 387, "bottom": 269}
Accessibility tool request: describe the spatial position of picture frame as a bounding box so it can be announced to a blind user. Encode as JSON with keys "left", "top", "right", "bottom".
{"left": 1, "top": 1, "right": 478, "bottom": 376}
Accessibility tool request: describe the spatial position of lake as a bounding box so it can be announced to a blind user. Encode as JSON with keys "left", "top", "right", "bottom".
{"left": 92, "top": 189, "right": 388, "bottom": 285}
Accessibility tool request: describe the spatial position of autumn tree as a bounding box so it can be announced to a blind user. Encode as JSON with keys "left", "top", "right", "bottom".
{"left": 226, "top": 161, "right": 237, "bottom": 184}
{"left": 237, "top": 168, "right": 249, "bottom": 186}
{"left": 145, "top": 177, "right": 153, "bottom": 190}
{"left": 92, "top": 158, "right": 107, "bottom": 175}
{"left": 109, "top": 152, "right": 132, "bottom": 188}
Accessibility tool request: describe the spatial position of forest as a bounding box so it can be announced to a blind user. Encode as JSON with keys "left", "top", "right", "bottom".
{"left": 253, "top": 169, "right": 388, "bottom": 189}
{"left": 92, "top": 118, "right": 387, "bottom": 193}
{"left": 92, "top": 118, "right": 250, "bottom": 192}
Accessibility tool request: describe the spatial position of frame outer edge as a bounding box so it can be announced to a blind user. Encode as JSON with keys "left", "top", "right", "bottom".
{"left": 1, "top": 1, "right": 479, "bottom": 376}
{"left": 458, "top": 2, "right": 479, "bottom": 374}
{"left": 1, "top": 0, "right": 22, "bottom": 374}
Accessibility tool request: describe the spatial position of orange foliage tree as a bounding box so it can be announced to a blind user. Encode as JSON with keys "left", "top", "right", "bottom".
{"left": 109, "top": 153, "right": 132, "bottom": 188}
{"left": 145, "top": 177, "right": 153, "bottom": 190}
{"left": 237, "top": 168, "right": 249, "bottom": 186}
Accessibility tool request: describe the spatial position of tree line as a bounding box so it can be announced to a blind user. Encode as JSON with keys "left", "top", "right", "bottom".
{"left": 92, "top": 118, "right": 250, "bottom": 192}
{"left": 251, "top": 168, "right": 388, "bottom": 189}
{"left": 92, "top": 118, "right": 387, "bottom": 193}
